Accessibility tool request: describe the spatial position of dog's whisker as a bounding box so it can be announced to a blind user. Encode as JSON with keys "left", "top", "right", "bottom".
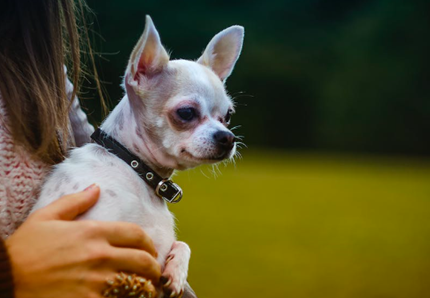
{"left": 208, "top": 164, "right": 220, "bottom": 179}
{"left": 214, "top": 163, "right": 222, "bottom": 176}
{"left": 236, "top": 141, "right": 247, "bottom": 147}
{"left": 231, "top": 91, "right": 253, "bottom": 101}
{"left": 200, "top": 168, "right": 212, "bottom": 179}
{"left": 228, "top": 156, "right": 237, "bottom": 168}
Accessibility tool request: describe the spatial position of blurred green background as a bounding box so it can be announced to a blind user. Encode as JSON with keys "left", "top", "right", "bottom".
{"left": 172, "top": 152, "right": 430, "bottom": 298}
{"left": 82, "top": 0, "right": 430, "bottom": 297}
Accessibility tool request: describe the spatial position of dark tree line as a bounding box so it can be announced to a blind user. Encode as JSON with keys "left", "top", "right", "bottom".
{"left": 83, "top": 0, "right": 430, "bottom": 156}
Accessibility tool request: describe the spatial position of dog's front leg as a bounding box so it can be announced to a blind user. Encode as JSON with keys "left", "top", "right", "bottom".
{"left": 160, "top": 241, "right": 196, "bottom": 298}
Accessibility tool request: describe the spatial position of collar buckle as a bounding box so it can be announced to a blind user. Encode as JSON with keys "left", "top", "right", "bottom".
{"left": 155, "top": 179, "right": 183, "bottom": 203}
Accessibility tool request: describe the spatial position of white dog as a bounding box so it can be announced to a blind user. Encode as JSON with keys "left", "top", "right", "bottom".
{"left": 32, "top": 15, "right": 244, "bottom": 298}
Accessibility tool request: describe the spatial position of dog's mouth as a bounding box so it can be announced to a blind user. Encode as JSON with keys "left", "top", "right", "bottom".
{"left": 181, "top": 149, "right": 230, "bottom": 163}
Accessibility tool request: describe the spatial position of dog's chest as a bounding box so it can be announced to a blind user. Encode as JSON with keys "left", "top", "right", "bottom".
{"left": 36, "top": 144, "right": 176, "bottom": 263}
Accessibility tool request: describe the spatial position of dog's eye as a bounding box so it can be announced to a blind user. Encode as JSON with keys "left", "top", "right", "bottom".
{"left": 225, "top": 109, "right": 233, "bottom": 124}
{"left": 177, "top": 107, "right": 196, "bottom": 121}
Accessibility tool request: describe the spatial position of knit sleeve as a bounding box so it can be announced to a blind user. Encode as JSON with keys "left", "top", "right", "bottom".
{"left": 0, "top": 239, "right": 15, "bottom": 298}
{"left": 64, "top": 67, "right": 95, "bottom": 147}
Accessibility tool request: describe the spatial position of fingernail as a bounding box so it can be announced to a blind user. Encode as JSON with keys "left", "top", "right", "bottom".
{"left": 165, "top": 255, "right": 174, "bottom": 264}
{"left": 160, "top": 276, "right": 169, "bottom": 285}
{"left": 84, "top": 183, "right": 98, "bottom": 191}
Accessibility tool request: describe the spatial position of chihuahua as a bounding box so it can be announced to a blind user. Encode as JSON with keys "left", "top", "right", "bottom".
{"left": 32, "top": 15, "right": 244, "bottom": 298}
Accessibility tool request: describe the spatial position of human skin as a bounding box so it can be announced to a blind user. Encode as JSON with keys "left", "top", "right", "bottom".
{"left": 5, "top": 184, "right": 161, "bottom": 298}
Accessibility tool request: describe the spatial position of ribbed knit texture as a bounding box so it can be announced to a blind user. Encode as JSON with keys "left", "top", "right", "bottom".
{"left": 0, "top": 69, "right": 93, "bottom": 298}
{"left": 0, "top": 97, "right": 51, "bottom": 239}
{"left": 0, "top": 239, "right": 14, "bottom": 298}
{"left": 0, "top": 69, "right": 94, "bottom": 239}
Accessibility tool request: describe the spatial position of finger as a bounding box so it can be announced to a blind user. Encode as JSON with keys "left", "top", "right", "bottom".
{"left": 34, "top": 184, "right": 100, "bottom": 221}
{"left": 109, "top": 248, "right": 161, "bottom": 283}
{"left": 97, "top": 221, "right": 158, "bottom": 258}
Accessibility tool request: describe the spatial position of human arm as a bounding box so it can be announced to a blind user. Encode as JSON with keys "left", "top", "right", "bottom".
{"left": 64, "top": 67, "right": 95, "bottom": 147}
{"left": 4, "top": 184, "right": 160, "bottom": 298}
{"left": 68, "top": 90, "right": 95, "bottom": 146}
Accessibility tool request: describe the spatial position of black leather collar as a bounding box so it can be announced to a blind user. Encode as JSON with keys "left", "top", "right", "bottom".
{"left": 91, "top": 128, "right": 183, "bottom": 203}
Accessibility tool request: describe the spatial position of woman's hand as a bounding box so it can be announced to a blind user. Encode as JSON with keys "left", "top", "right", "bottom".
{"left": 5, "top": 184, "right": 161, "bottom": 298}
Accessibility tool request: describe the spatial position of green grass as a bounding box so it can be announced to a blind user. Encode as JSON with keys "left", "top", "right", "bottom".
{"left": 169, "top": 150, "right": 430, "bottom": 298}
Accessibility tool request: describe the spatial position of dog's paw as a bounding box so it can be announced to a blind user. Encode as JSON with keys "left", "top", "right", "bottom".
{"left": 160, "top": 254, "right": 187, "bottom": 298}
{"left": 160, "top": 242, "right": 190, "bottom": 298}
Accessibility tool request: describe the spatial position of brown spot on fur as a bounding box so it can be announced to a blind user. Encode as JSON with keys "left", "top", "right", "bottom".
{"left": 93, "top": 146, "right": 109, "bottom": 156}
{"left": 54, "top": 182, "right": 62, "bottom": 192}
{"left": 63, "top": 174, "right": 71, "bottom": 184}
{"left": 133, "top": 143, "right": 141, "bottom": 154}
{"left": 46, "top": 188, "right": 52, "bottom": 196}
{"left": 117, "top": 111, "right": 125, "bottom": 131}
{"left": 135, "top": 127, "right": 144, "bottom": 140}
{"left": 105, "top": 189, "right": 117, "bottom": 197}
{"left": 135, "top": 125, "right": 160, "bottom": 151}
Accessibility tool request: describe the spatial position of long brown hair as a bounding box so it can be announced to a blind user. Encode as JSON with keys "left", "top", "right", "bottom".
{"left": 0, "top": 0, "right": 104, "bottom": 164}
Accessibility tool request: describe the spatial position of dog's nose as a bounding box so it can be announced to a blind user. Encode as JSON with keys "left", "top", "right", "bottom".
{"left": 213, "top": 131, "right": 235, "bottom": 150}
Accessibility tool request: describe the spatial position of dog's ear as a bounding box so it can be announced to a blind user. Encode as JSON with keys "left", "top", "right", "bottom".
{"left": 126, "top": 15, "right": 169, "bottom": 83}
{"left": 197, "top": 26, "right": 244, "bottom": 82}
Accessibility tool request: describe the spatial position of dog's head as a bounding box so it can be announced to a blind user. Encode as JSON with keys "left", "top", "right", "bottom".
{"left": 124, "top": 16, "right": 244, "bottom": 170}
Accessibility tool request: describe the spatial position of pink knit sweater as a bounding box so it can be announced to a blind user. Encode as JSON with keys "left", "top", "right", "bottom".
{"left": 0, "top": 73, "right": 94, "bottom": 238}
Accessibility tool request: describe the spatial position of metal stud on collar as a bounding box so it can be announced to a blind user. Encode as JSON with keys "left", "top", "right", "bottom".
{"left": 145, "top": 172, "right": 154, "bottom": 181}
{"left": 131, "top": 160, "right": 139, "bottom": 168}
